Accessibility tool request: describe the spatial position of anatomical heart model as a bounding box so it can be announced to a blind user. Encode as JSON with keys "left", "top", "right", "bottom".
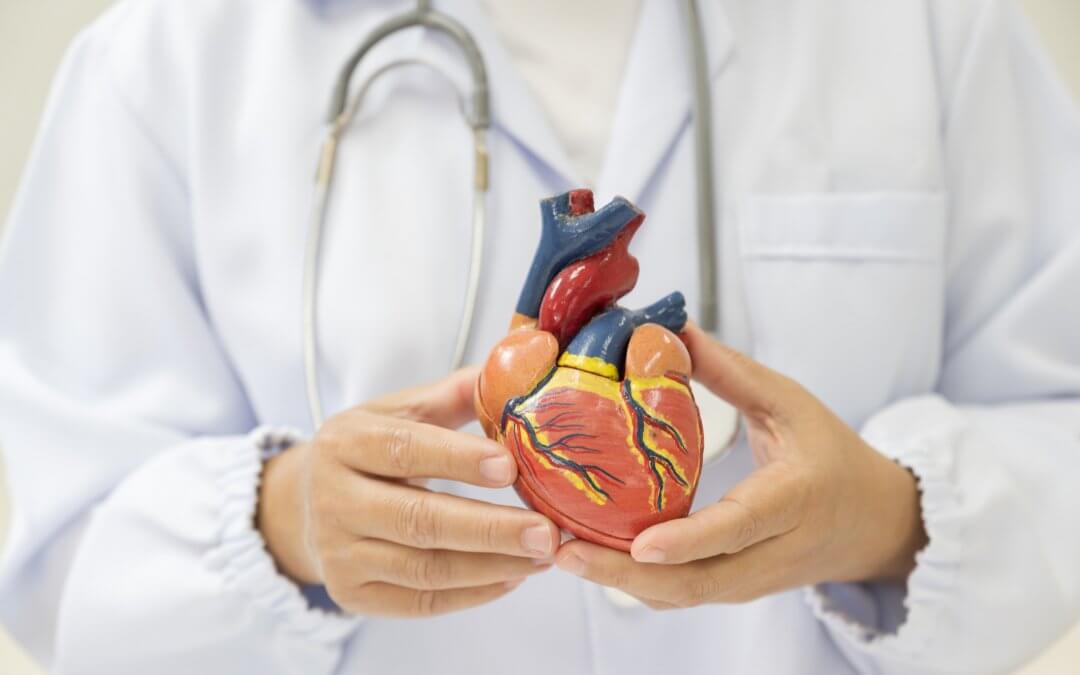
{"left": 475, "top": 189, "right": 704, "bottom": 551}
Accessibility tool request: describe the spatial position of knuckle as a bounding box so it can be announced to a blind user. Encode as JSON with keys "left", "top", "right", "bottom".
{"left": 735, "top": 514, "right": 758, "bottom": 551}
{"left": 477, "top": 516, "right": 505, "bottom": 550}
{"left": 605, "top": 567, "right": 633, "bottom": 591}
{"left": 384, "top": 425, "right": 417, "bottom": 475}
{"left": 678, "top": 575, "right": 720, "bottom": 608}
{"left": 434, "top": 435, "right": 460, "bottom": 475}
{"left": 393, "top": 494, "right": 440, "bottom": 547}
{"left": 412, "top": 589, "right": 440, "bottom": 617}
{"left": 725, "top": 499, "right": 760, "bottom": 552}
{"left": 407, "top": 551, "right": 452, "bottom": 588}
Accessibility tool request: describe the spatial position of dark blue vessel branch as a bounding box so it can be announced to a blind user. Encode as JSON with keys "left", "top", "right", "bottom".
{"left": 514, "top": 190, "right": 643, "bottom": 318}
{"left": 562, "top": 292, "right": 687, "bottom": 378}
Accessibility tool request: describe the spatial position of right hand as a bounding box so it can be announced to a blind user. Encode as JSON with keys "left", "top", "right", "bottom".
{"left": 257, "top": 368, "right": 559, "bottom": 618}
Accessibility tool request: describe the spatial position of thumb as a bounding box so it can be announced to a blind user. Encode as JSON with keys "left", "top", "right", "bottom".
{"left": 682, "top": 323, "right": 790, "bottom": 422}
{"left": 359, "top": 366, "right": 481, "bottom": 429}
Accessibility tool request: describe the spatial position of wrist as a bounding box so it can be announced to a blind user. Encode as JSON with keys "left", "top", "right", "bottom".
{"left": 257, "top": 443, "right": 321, "bottom": 585}
{"left": 864, "top": 451, "right": 928, "bottom": 583}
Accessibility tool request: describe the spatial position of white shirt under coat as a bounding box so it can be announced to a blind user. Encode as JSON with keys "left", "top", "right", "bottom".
{"left": 1, "top": 1, "right": 1080, "bottom": 674}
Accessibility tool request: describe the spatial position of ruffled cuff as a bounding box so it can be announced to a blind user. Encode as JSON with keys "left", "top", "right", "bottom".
{"left": 804, "top": 396, "right": 968, "bottom": 663}
{"left": 203, "top": 426, "right": 360, "bottom": 645}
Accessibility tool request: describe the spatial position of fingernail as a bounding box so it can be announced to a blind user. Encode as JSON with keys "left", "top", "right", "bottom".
{"left": 479, "top": 455, "right": 513, "bottom": 484}
{"left": 557, "top": 553, "right": 586, "bottom": 576}
{"left": 522, "top": 525, "right": 554, "bottom": 556}
{"left": 504, "top": 577, "right": 526, "bottom": 590}
{"left": 634, "top": 546, "right": 666, "bottom": 564}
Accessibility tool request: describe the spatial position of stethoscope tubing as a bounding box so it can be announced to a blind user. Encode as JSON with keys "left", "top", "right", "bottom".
{"left": 304, "top": 57, "right": 488, "bottom": 428}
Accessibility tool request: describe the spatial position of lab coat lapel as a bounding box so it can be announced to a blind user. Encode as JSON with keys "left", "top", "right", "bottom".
{"left": 412, "top": 0, "right": 582, "bottom": 185}
{"left": 598, "top": 0, "right": 734, "bottom": 203}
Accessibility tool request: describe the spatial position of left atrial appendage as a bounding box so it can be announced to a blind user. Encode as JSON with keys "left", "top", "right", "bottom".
{"left": 477, "top": 189, "right": 704, "bottom": 552}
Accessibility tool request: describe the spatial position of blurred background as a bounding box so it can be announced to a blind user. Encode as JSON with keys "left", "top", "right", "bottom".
{"left": 1, "top": 1, "right": 1079, "bottom": 673}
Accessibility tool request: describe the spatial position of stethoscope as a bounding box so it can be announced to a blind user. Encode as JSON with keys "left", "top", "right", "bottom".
{"left": 303, "top": 0, "right": 739, "bottom": 470}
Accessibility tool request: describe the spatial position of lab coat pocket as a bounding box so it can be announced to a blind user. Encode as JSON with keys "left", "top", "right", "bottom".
{"left": 738, "top": 192, "right": 947, "bottom": 426}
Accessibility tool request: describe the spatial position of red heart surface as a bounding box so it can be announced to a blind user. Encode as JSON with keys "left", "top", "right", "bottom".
{"left": 475, "top": 190, "right": 704, "bottom": 551}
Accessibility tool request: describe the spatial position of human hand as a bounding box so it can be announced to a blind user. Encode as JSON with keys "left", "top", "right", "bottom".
{"left": 258, "top": 368, "right": 559, "bottom": 617}
{"left": 554, "top": 324, "right": 927, "bottom": 609}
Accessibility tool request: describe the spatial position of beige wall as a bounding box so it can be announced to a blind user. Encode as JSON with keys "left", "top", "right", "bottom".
{"left": 0, "top": 1, "right": 1079, "bottom": 673}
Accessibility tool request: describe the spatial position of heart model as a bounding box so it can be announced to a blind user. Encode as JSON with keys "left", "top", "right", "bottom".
{"left": 475, "top": 189, "right": 704, "bottom": 551}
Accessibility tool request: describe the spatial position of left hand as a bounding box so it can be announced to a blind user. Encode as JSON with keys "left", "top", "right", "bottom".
{"left": 555, "top": 323, "right": 928, "bottom": 609}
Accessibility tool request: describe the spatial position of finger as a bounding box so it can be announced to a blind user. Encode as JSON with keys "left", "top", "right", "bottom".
{"left": 673, "top": 532, "right": 821, "bottom": 604}
{"left": 681, "top": 322, "right": 792, "bottom": 422}
{"left": 555, "top": 540, "right": 712, "bottom": 606}
{"left": 630, "top": 463, "right": 807, "bottom": 564}
{"left": 328, "top": 410, "right": 517, "bottom": 487}
{"left": 355, "top": 480, "right": 559, "bottom": 558}
{"left": 558, "top": 538, "right": 796, "bottom": 607}
{"left": 360, "top": 367, "right": 480, "bottom": 429}
{"left": 353, "top": 539, "right": 551, "bottom": 590}
{"left": 346, "top": 579, "right": 523, "bottom": 618}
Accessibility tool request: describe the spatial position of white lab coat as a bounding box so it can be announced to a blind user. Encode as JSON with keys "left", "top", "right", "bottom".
{"left": 2, "top": 0, "right": 1079, "bottom": 673}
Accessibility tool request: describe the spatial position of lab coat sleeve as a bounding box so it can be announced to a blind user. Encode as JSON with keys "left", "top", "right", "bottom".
{"left": 0, "top": 10, "right": 357, "bottom": 674}
{"left": 804, "top": 1, "right": 1080, "bottom": 673}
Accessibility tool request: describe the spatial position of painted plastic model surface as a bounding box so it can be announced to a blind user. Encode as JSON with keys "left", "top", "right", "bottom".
{"left": 475, "top": 189, "right": 704, "bottom": 551}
